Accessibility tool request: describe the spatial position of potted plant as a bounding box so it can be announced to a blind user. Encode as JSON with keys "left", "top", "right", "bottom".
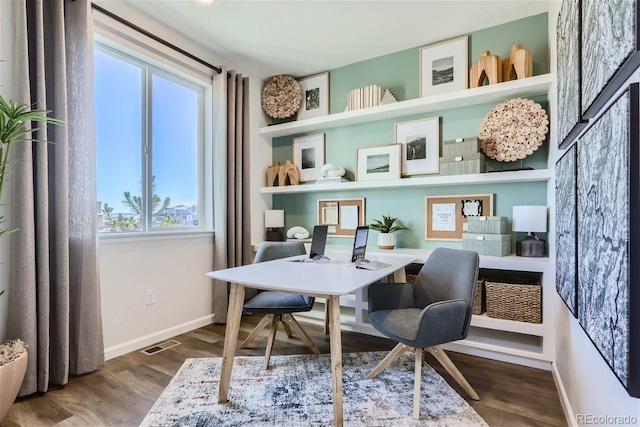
{"left": 369, "top": 214, "right": 409, "bottom": 249}
{"left": 0, "top": 93, "right": 62, "bottom": 421}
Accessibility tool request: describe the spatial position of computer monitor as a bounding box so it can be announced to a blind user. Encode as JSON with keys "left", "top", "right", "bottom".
{"left": 309, "top": 225, "right": 329, "bottom": 261}
{"left": 351, "top": 226, "right": 369, "bottom": 263}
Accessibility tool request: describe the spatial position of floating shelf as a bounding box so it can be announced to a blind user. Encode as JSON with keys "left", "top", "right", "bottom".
{"left": 259, "top": 74, "right": 554, "bottom": 138}
{"left": 260, "top": 168, "right": 553, "bottom": 194}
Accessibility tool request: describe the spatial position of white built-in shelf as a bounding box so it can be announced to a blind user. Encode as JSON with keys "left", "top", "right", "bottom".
{"left": 470, "top": 314, "right": 544, "bottom": 336}
{"left": 259, "top": 74, "right": 554, "bottom": 138}
{"left": 260, "top": 168, "right": 553, "bottom": 194}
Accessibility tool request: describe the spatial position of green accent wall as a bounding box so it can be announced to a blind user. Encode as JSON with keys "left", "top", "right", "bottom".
{"left": 271, "top": 13, "right": 550, "bottom": 250}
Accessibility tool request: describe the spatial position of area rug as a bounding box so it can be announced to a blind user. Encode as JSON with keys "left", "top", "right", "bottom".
{"left": 140, "top": 351, "right": 487, "bottom": 426}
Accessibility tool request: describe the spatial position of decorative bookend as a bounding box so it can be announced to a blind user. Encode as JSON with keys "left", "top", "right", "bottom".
{"left": 267, "top": 161, "right": 281, "bottom": 187}
{"left": 278, "top": 160, "right": 300, "bottom": 186}
{"left": 502, "top": 44, "right": 533, "bottom": 81}
{"left": 470, "top": 51, "right": 503, "bottom": 88}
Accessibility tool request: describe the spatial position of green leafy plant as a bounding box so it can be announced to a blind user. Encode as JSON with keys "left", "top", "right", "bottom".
{"left": 369, "top": 214, "right": 409, "bottom": 234}
{"left": 0, "top": 94, "right": 63, "bottom": 296}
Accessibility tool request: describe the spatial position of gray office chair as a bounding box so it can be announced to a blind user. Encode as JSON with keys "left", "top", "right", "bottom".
{"left": 239, "top": 241, "right": 320, "bottom": 369}
{"left": 367, "top": 247, "right": 480, "bottom": 420}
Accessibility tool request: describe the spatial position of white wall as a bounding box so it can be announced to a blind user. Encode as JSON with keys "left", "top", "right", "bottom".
{"left": 548, "top": 2, "right": 640, "bottom": 423}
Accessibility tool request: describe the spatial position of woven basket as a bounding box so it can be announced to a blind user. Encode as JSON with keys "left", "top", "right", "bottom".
{"left": 484, "top": 278, "right": 541, "bottom": 323}
{"left": 473, "top": 279, "right": 484, "bottom": 315}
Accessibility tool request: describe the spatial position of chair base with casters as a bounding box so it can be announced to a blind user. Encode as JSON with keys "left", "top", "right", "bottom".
{"left": 239, "top": 311, "right": 320, "bottom": 369}
{"left": 366, "top": 247, "right": 481, "bottom": 420}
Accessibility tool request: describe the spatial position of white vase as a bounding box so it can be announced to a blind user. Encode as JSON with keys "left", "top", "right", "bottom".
{"left": 0, "top": 350, "right": 28, "bottom": 422}
{"left": 377, "top": 233, "right": 395, "bottom": 249}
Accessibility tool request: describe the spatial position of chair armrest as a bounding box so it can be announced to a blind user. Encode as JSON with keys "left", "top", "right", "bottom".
{"left": 368, "top": 282, "right": 415, "bottom": 313}
{"left": 416, "top": 299, "right": 469, "bottom": 347}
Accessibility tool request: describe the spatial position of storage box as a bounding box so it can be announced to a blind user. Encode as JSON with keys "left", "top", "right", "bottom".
{"left": 473, "top": 278, "right": 485, "bottom": 315}
{"left": 439, "top": 153, "right": 486, "bottom": 175}
{"left": 467, "top": 216, "right": 509, "bottom": 234}
{"left": 462, "top": 233, "right": 511, "bottom": 257}
{"left": 484, "top": 275, "right": 542, "bottom": 323}
{"left": 442, "top": 137, "right": 480, "bottom": 157}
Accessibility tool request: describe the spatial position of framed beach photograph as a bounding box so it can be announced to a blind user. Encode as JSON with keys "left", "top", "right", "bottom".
{"left": 419, "top": 36, "right": 468, "bottom": 97}
{"left": 394, "top": 116, "right": 440, "bottom": 176}
{"left": 297, "top": 72, "right": 329, "bottom": 120}
{"left": 293, "top": 133, "right": 325, "bottom": 182}
{"left": 425, "top": 193, "right": 493, "bottom": 240}
{"left": 356, "top": 144, "right": 401, "bottom": 182}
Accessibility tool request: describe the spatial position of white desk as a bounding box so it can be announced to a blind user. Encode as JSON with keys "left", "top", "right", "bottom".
{"left": 207, "top": 251, "right": 417, "bottom": 427}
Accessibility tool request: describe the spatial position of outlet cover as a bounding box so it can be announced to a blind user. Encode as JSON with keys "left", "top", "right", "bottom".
{"left": 145, "top": 288, "right": 156, "bottom": 305}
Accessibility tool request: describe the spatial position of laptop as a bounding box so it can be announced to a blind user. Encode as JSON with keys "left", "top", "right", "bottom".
{"left": 309, "top": 225, "right": 329, "bottom": 261}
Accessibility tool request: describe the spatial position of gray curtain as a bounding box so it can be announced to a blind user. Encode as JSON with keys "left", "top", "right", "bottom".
{"left": 212, "top": 70, "right": 252, "bottom": 323}
{"left": 7, "top": 0, "right": 104, "bottom": 395}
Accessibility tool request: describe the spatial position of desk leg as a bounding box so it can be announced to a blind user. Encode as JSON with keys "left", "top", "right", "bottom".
{"left": 328, "top": 295, "right": 343, "bottom": 427}
{"left": 218, "top": 283, "right": 245, "bottom": 403}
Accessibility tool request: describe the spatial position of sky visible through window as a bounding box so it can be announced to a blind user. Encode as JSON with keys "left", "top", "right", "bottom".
{"left": 94, "top": 48, "right": 199, "bottom": 230}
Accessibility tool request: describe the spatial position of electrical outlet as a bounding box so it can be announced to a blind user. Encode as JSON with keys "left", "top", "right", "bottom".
{"left": 145, "top": 289, "right": 156, "bottom": 306}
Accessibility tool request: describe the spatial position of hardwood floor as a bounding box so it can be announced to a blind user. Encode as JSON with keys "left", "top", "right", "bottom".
{"left": 1, "top": 316, "right": 567, "bottom": 426}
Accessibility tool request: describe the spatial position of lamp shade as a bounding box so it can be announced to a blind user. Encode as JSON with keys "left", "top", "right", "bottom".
{"left": 512, "top": 205, "right": 547, "bottom": 232}
{"left": 265, "top": 210, "right": 285, "bottom": 228}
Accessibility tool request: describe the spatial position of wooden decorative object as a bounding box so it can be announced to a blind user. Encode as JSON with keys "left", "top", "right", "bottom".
{"left": 267, "top": 161, "right": 281, "bottom": 187}
{"left": 478, "top": 98, "right": 549, "bottom": 163}
{"left": 470, "top": 51, "right": 503, "bottom": 88}
{"left": 261, "top": 75, "right": 302, "bottom": 119}
{"left": 277, "top": 160, "right": 300, "bottom": 186}
{"left": 502, "top": 44, "right": 533, "bottom": 81}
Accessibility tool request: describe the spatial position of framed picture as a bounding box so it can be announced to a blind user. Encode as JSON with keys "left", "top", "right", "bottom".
{"left": 316, "top": 198, "right": 365, "bottom": 237}
{"left": 293, "top": 133, "right": 325, "bottom": 182}
{"left": 555, "top": 144, "right": 577, "bottom": 317}
{"left": 424, "top": 193, "right": 493, "bottom": 241}
{"left": 419, "top": 36, "right": 468, "bottom": 97}
{"left": 356, "top": 144, "right": 401, "bottom": 181}
{"left": 297, "top": 72, "right": 329, "bottom": 120}
{"left": 394, "top": 117, "right": 440, "bottom": 176}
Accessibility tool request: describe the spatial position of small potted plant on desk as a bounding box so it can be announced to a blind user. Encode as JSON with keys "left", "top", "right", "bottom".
{"left": 369, "top": 214, "right": 409, "bottom": 250}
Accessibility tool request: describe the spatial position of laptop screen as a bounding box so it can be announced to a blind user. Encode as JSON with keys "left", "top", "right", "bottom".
{"left": 309, "top": 225, "right": 328, "bottom": 259}
{"left": 351, "top": 226, "right": 369, "bottom": 263}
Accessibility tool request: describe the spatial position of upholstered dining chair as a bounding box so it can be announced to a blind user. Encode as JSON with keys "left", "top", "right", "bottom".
{"left": 366, "top": 247, "right": 480, "bottom": 420}
{"left": 239, "top": 241, "right": 320, "bottom": 369}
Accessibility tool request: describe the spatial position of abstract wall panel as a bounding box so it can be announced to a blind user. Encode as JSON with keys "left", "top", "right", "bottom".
{"left": 556, "top": 0, "right": 584, "bottom": 148}
{"left": 576, "top": 85, "right": 639, "bottom": 396}
{"left": 555, "top": 145, "right": 577, "bottom": 317}
{"left": 581, "top": 0, "right": 638, "bottom": 117}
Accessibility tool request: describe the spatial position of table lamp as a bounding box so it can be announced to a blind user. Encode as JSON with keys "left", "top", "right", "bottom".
{"left": 265, "top": 210, "right": 285, "bottom": 241}
{"left": 512, "top": 205, "right": 547, "bottom": 257}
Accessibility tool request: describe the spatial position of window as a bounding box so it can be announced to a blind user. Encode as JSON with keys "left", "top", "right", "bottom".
{"left": 94, "top": 42, "right": 205, "bottom": 233}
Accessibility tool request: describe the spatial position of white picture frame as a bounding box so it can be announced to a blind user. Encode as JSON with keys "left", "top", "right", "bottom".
{"left": 293, "top": 133, "right": 325, "bottom": 182}
{"left": 356, "top": 144, "right": 401, "bottom": 181}
{"left": 297, "top": 72, "right": 329, "bottom": 120}
{"left": 419, "top": 36, "right": 468, "bottom": 97}
{"left": 394, "top": 116, "right": 440, "bottom": 176}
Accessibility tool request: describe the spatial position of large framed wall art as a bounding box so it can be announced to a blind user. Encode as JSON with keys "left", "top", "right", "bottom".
{"left": 556, "top": 0, "right": 585, "bottom": 148}
{"left": 576, "top": 84, "right": 640, "bottom": 397}
{"left": 555, "top": 145, "right": 577, "bottom": 317}
{"left": 581, "top": 0, "right": 639, "bottom": 118}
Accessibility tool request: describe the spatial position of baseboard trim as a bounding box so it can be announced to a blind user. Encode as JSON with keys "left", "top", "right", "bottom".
{"left": 104, "top": 315, "right": 215, "bottom": 361}
{"left": 551, "top": 361, "right": 577, "bottom": 427}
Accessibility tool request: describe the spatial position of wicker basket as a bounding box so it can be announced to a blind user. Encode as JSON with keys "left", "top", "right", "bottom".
{"left": 473, "top": 279, "right": 484, "bottom": 315}
{"left": 484, "top": 277, "right": 542, "bottom": 323}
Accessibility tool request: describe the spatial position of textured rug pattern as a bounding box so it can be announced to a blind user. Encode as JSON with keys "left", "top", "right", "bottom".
{"left": 141, "top": 351, "right": 487, "bottom": 426}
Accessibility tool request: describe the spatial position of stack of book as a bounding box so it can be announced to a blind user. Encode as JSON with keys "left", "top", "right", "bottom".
{"left": 347, "top": 85, "right": 397, "bottom": 111}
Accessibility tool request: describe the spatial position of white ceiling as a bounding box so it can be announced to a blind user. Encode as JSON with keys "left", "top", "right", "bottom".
{"left": 118, "top": 0, "right": 556, "bottom": 79}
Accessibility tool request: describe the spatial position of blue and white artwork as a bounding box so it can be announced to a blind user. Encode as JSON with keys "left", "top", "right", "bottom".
{"left": 556, "top": 145, "right": 577, "bottom": 317}
{"left": 581, "top": 0, "right": 636, "bottom": 115}
{"left": 577, "top": 91, "right": 630, "bottom": 387}
{"left": 557, "top": 0, "right": 581, "bottom": 146}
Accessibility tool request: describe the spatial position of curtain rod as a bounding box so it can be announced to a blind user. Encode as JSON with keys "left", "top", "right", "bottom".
{"left": 91, "top": 3, "right": 223, "bottom": 75}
